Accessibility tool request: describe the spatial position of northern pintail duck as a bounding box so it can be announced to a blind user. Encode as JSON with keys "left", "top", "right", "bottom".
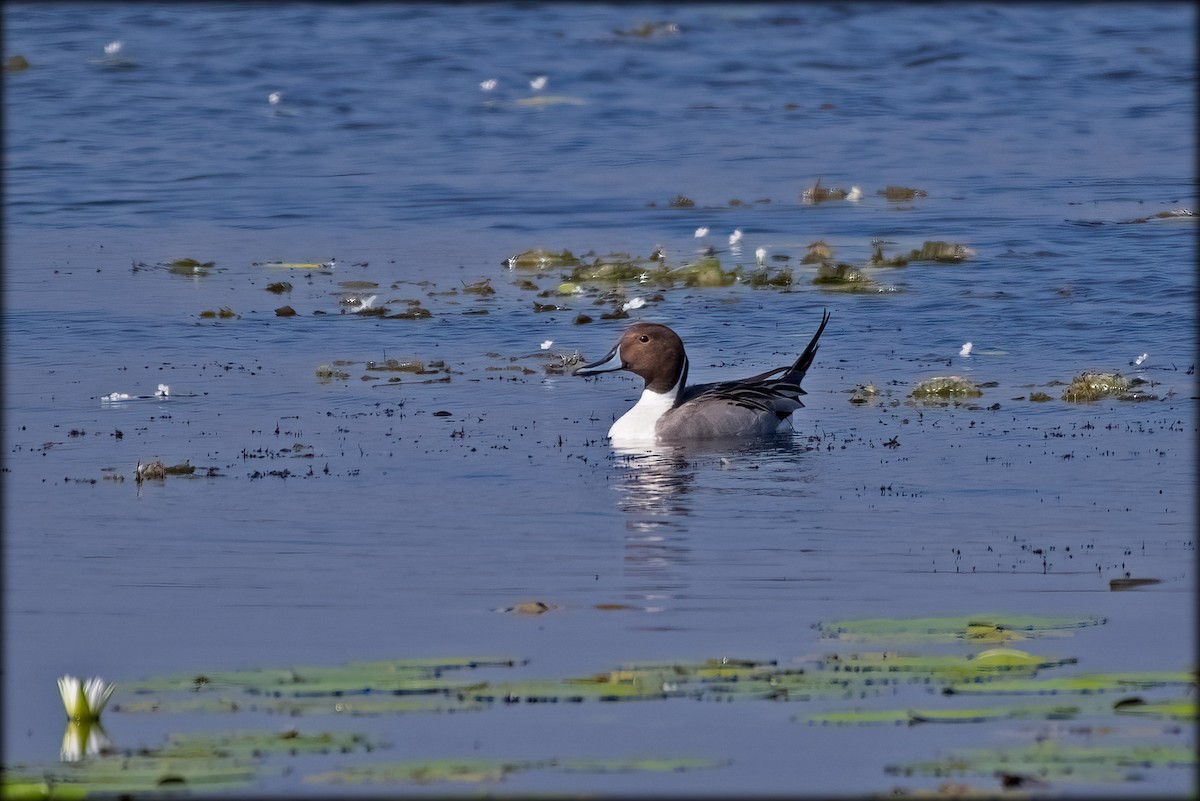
{"left": 576, "top": 309, "right": 830, "bottom": 443}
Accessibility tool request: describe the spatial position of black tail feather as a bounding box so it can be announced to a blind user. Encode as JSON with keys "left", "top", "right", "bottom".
{"left": 787, "top": 308, "right": 830, "bottom": 383}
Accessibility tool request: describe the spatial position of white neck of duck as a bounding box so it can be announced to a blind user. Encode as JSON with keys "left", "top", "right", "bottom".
{"left": 606, "top": 358, "right": 686, "bottom": 443}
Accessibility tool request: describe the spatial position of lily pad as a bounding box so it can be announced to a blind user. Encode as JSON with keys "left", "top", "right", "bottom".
{"left": 887, "top": 741, "right": 1196, "bottom": 786}
{"left": 815, "top": 614, "right": 1105, "bottom": 644}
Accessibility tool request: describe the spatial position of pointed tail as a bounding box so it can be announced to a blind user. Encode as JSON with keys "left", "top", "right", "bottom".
{"left": 786, "top": 308, "right": 830, "bottom": 385}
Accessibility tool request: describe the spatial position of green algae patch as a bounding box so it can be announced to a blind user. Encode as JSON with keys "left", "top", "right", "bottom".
{"left": 911, "top": 376, "right": 983, "bottom": 400}
{"left": 505, "top": 249, "right": 581, "bottom": 271}
{"left": 198, "top": 306, "right": 238, "bottom": 319}
{"left": 306, "top": 756, "right": 723, "bottom": 786}
{"left": 801, "top": 177, "right": 858, "bottom": 203}
{"left": 1061, "top": 371, "right": 1129, "bottom": 402}
{"left": 908, "top": 241, "right": 974, "bottom": 262}
{"left": 364, "top": 359, "right": 425, "bottom": 373}
{"left": 748, "top": 267, "right": 794, "bottom": 288}
{"left": 669, "top": 256, "right": 739, "bottom": 287}
{"left": 315, "top": 364, "right": 350, "bottom": 381}
{"left": 815, "top": 613, "right": 1106, "bottom": 644}
{"left": 162, "top": 257, "right": 215, "bottom": 276}
{"left": 813, "top": 262, "right": 876, "bottom": 292}
{"left": 886, "top": 740, "right": 1196, "bottom": 787}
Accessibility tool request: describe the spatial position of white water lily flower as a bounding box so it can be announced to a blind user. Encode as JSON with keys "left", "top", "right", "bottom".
{"left": 728, "top": 228, "right": 743, "bottom": 245}
{"left": 959, "top": 342, "right": 973, "bottom": 357}
{"left": 694, "top": 226, "right": 709, "bottom": 238}
{"left": 479, "top": 78, "right": 498, "bottom": 91}
{"left": 58, "top": 675, "right": 116, "bottom": 722}
{"left": 540, "top": 340, "right": 553, "bottom": 350}
{"left": 530, "top": 75, "right": 548, "bottom": 91}
{"left": 1134, "top": 353, "right": 1148, "bottom": 366}
{"left": 622, "top": 297, "right": 646, "bottom": 312}
{"left": 104, "top": 41, "right": 123, "bottom": 56}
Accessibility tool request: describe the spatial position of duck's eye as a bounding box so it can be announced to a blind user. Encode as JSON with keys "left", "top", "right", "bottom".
{"left": 638, "top": 334, "right": 650, "bottom": 343}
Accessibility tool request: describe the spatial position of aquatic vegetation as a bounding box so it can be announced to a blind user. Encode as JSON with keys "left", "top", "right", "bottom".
{"left": 812, "top": 262, "right": 875, "bottom": 291}
{"left": 1061, "top": 371, "right": 1129, "bottom": 402}
{"left": 258, "top": 260, "right": 335, "bottom": 270}
{"left": 1116, "top": 207, "right": 1194, "bottom": 224}
{"left": 307, "top": 756, "right": 723, "bottom": 786}
{"left": 747, "top": 267, "right": 793, "bottom": 288}
{"left": 613, "top": 21, "right": 679, "bottom": 38}
{"left": 364, "top": 359, "right": 425, "bottom": 373}
{"left": 386, "top": 304, "right": 432, "bottom": 320}
{"left": 1112, "top": 697, "right": 1197, "bottom": 720}
{"left": 1028, "top": 391, "right": 1053, "bottom": 402}
{"left": 910, "top": 241, "right": 974, "bottom": 262}
{"left": 513, "top": 95, "right": 586, "bottom": 107}
{"left": 314, "top": 364, "right": 351, "bottom": 381}
{"left": 886, "top": 740, "right": 1196, "bottom": 787}
{"left": 198, "top": 306, "right": 238, "bottom": 319}
{"left": 669, "top": 256, "right": 739, "bottom": 287}
{"left": 13, "top": 608, "right": 1187, "bottom": 795}
{"left": 264, "top": 281, "right": 292, "bottom": 294}
{"left": 461, "top": 278, "right": 495, "bottom": 295}
{"left": 815, "top": 614, "right": 1105, "bottom": 644}
{"left": 498, "top": 601, "right": 555, "bottom": 615}
{"left": 4, "top": 54, "right": 31, "bottom": 73}
{"left": 878, "top": 185, "right": 928, "bottom": 201}
{"left": 911, "top": 376, "right": 983, "bottom": 399}
{"left": 134, "top": 461, "right": 197, "bottom": 482}
{"left": 801, "top": 240, "right": 833, "bottom": 264}
{"left": 274, "top": 305, "right": 296, "bottom": 317}
{"left": 565, "top": 254, "right": 663, "bottom": 283}
{"left": 847, "top": 384, "right": 880, "bottom": 404}
{"left": 505, "top": 248, "right": 581, "bottom": 271}
{"left": 942, "top": 670, "right": 1195, "bottom": 696}
{"left": 801, "top": 177, "right": 860, "bottom": 203}
{"left": 667, "top": 194, "right": 695, "bottom": 208}
{"left": 1109, "top": 577, "right": 1162, "bottom": 591}
{"left": 162, "top": 257, "right": 214, "bottom": 277}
